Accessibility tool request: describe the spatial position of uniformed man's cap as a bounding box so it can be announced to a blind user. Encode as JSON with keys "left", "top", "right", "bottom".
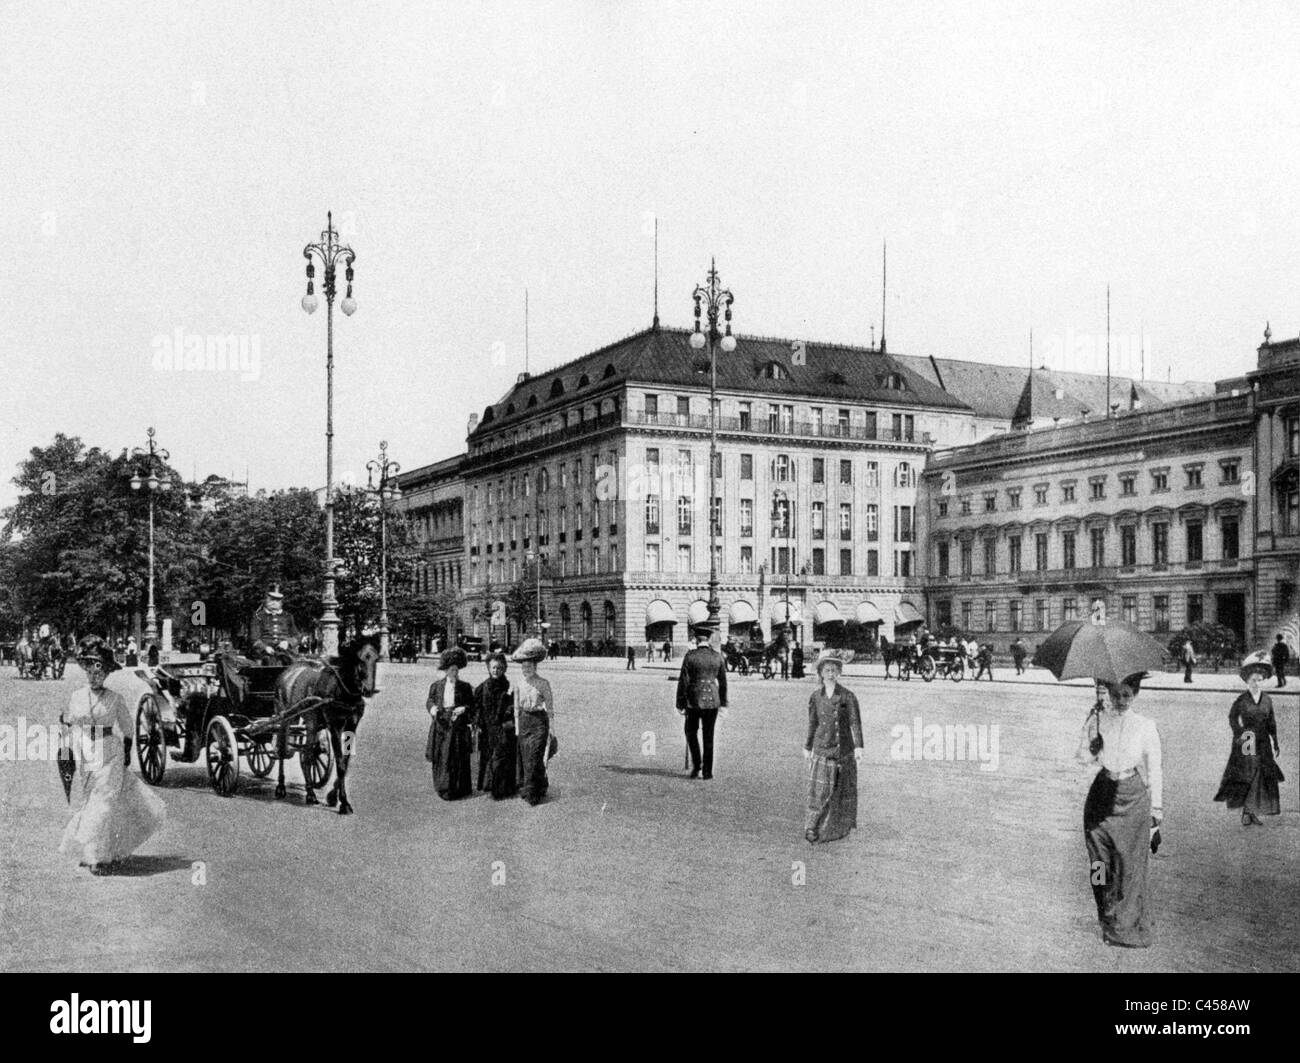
{"left": 692, "top": 618, "right": 720, "bottom": 638}
{"left": 267, "top": 583, "right": 284, "bottom": 599}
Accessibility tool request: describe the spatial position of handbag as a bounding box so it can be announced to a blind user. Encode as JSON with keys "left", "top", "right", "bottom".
{"left": 547, "top": 733, "right": 559, "bottom": 760}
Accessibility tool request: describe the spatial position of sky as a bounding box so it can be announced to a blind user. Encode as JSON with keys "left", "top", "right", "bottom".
{"left": 3, "top": 1, "right": 1300, "bottom": 514}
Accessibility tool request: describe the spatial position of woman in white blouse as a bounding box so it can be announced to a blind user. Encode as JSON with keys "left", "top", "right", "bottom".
{"left": 59, "top": 637, "right": 166, "bottom": 874}
{"left": 1077, "top": 671, "right": 1163, "bottom": 947}
{"left": 510, "top": 638, "right": 555, "bottom": 805}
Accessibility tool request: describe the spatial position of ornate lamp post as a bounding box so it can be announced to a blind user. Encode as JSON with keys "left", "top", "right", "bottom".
{"left": 525, "top": 549, "right": 547, "bottom": 637}
{"left": 689, "top": 259, "right": 736, "bottom": 628}
{"left": 772, "top": 487, "right": 794, "bottom": 638}
{"left": 127, "top": 427, "right": 171, "bottom": 645}
{"left": 366, "top": 440, "right": 401, "bottom": 661}
{"left": 301, "top": 211, "right": 357, "bottom": 657}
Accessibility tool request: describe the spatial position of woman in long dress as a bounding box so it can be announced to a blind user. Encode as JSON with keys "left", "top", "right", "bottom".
{"left": 802, "top": 652, "right": 864, "bottom": 843}
{"left": 1213, "top": 661, "right": 1283, "bottom": 825}
{"left": 425, "top": 647, "right": 475, "bottom": 800}
{"left": 1077, "top": 672, "right": 1163, "bottom": 947}
{"left": 510, "top": 638, "right": 555, "bottom": 806}
{"left": 474, "top": 652, "right": 517, "bottom": 799}
{"left": 59, "top": 637, "right": 165, "bottom": 874}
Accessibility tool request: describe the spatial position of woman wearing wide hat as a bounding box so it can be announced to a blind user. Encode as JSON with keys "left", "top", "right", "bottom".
{"left": 58, "top": 636, "right": 166, "bottom": 874}
{"left": 1213, "top": 655, "right": 1284, "bottom": 826}
{"left": 474, "top": 651, "right": 518, "bottom": 799}
{"left": 510, "top": 638, "right": 556, "bottom": 805}
{"left": 802, "top": 651, "right": 864, "bottom": 843}
{"left": 1076, "top": 672, "right": 1163, "bottom": 947}
{"left": 425, "top": 647, "right": 475, "bottom": 800}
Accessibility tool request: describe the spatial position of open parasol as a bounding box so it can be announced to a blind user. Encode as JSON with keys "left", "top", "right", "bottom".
{"left": 1032, "top": 617, "right": 1167, "bottom": 686}
{"left": 56, "top": 734, "right": 75, "bottom": 802}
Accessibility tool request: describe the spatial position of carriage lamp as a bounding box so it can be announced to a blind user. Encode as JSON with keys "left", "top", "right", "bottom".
{"left": 300, "top": 212, "right": 359, "bottom": 657}
{"left": 687, "top": 259, "right": 738, "bottom": 629}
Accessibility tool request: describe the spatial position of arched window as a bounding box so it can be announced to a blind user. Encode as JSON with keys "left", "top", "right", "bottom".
{"left": 603, "top": 363, "right": 616, "bottom": 378}
{"left": 560, "top": 602, "right": 572, "bottom": 639}
{"left": 527, "top": 394, "right": 538, "bottom": 408}
{"left": 770, "top": 454, "right": 795, "bottom": 482}
{"left": 550, "top": 378, "right": 565, "bottom": 399}
{"left": 603, "top": 601, "right": 616, "bottom": 640}
{"left": 581, "top": 601, "right": 593, "bottom": 641}
{"left": 506, "top": 403, "right": 515, "bottom": 415}
{"left": 578, "top": 373, "right": 590, "bottom": 388}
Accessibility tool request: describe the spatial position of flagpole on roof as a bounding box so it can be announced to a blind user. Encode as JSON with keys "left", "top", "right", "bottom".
{"left": 652, "top": 216, "right": 659, "bottom": 330}
{"left": 879, "top": 241, "right": 888, "bottom": 355}
{"left": 1105, "top": 285, "right": 1111, "bottom": 418}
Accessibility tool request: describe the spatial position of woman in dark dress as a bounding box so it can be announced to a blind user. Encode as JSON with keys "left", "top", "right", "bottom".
{"left": 474, "top": 652, "right": 517, "bottom": 799}
{"left": 425, "top": 647, "right": 475, "bottom": 800}
{"left": 510, "top": 638, "right": 555, "bottom": 806}
{"left": 1214, "top": 660, "right": 1284, "bottom": 825}
{"left": 802, "top": 652, "right": 864, "bottom": 843}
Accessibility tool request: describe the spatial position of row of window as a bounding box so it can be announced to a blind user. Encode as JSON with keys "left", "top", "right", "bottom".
{"left": 404, "top": 561, "right": 463, "bottom": 595}
{"left": 941, "top": 460, "right": 1242, "bottom": 517}
{"left": 471, "top": 544, "right": 623, "bottom": 585}
{"left": 935, "top": 592, "right": 1205, "bottom": 634}
{"left": 935, "top": 517, "right": 1241, "bottom": 576}
{"left": 643, "top": 396, "right": 916, "bottom": 439}
{"left": 642, "top": 498, "right": 913, "bottom": 543}
{"left": 640, "top": 543, "right": 913, "bottom": 577}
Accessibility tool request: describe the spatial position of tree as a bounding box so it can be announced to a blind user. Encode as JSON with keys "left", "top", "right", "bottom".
{"left": 330, "top": 486, "right": 425, "bottom": 640}
{"left": 1, "top": 434, "right": 199, "bottom": 637}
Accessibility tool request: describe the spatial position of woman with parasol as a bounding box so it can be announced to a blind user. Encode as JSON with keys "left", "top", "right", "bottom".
{"left": 1036, "top": 612, "right": 1166, "bottom": 947}
{"left": 1213, "top": 654, "right": 1284, "bottom": 826}
{"left": 58, "top": 636, "right": 166, "bottom": 874}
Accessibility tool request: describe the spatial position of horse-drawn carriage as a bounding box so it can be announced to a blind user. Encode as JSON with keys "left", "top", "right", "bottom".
{"left": 136, "top": 659, "right": 334, "bottom": 796}
{"left": 723, "top": 642, "right": 777, "bottom": 678}
{"left": 14, "top": 636, "right": 67, "bottom": 679}
{"left": 135, "top": 637, "right": 378, "bottom": 813}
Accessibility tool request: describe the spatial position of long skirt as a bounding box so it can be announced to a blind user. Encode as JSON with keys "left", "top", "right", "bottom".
{"left": 59, "top": 734, "right": 165, "bottom": 867}
{"left": 1213, "top": 745, "right": 1282, "bottom": 816}
{"left": 484, "top": 725, "right": 518, "bottom": 799}
{"left": 1084, "top": 773, "right": 1152, "bottom": 947}
{"left": 431, "top": 719, "right": 473, "bottom": 800}
{"left": 805, "top": 752, "right": 857, "bottom": 842}
{"left": 517, "top": 711, "right": 550, "bottom": 806}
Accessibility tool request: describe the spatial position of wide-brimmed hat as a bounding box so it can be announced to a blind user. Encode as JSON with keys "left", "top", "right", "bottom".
{"left": 439, "top": 647, "right": 468, "bottom": 670}
{"left": 1239, "top": 650, "right": 1274, "bottom": 681}
{"left": 691, "top": 618, "right": 720, "bottom": 638}
{"left": 75, "top": 635, "right": 120, "bottom": 673}
{"left": 511, "top": 637, "right": 548, "bottom": 663}
{"left": 815, "top": 649, "right": 847, "bottom": 676}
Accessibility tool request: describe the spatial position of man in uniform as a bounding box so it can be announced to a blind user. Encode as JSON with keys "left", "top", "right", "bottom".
{"left": 675, "top": 618, "right": 728, "bottom": 780}
{"left": 250, "top": 583, "right": 300, "bottom": 664}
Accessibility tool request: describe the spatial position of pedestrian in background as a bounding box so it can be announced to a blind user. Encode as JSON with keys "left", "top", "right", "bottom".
{"left": 626, "top": 644, "right": 636, "bottom": 671}
{"left": 1011, "top": 637, "right": 1027, "bottom": 675}
{"left": 1270, "top": 634, "right": 1290, "bottom": 689}
{"left": 676, "top": 619, "right": 727, "bottom": 780}
{"left": 802, "top": 652, "right": 864, "bottom": 844}
{"left": 791, "top": 642, "right": 805, "bottom": 679}
{"left": 426, "top": 647, "right": 474, "bottom": 800}
{"left": 1213, "top": 659, "right": 1283, "bottom": 826}
{"left": 974, "top": 644, "right": 994, "bottom": 681}
{"left": 1182, "top": 637, "right": 1196, "bottom": 684}
{"left": 511, "top": 638, "right": 556, "bottom": 805}
{"left": 645, "top": 639, "right": 654, "bottom": 663}
{"left": 1077, "top": 672, "right": 1163, "bottom": 948}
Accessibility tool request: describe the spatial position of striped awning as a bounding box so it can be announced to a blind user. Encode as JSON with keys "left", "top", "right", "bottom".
{"left": 814, "top": 601, "right": 844, "bottom": 624}
{"left": 765, "top": 599, "right": 803, "bottom": 624}
{"left": 856, "top": 601, "right": 884, "bottom": 624}
{"left": 895, "top": 601, "right": 924, "bottom": 625}
{"left": 728, "top": 600, "right": 758, "bottom": 624}
{"left": 645, "top": 600, "right": 676, "bottom": 625}
{"left": 687, "top": 600, "right": 711, "bottom": 624}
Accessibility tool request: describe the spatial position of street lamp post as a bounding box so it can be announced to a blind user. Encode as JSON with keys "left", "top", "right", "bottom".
{"left": 301, "top": 211, "right": 357, "bottom": 657}
{"left": 772, "top": 487, "right": 794, "bottom": 648}
{"left": 366, "top": 440, "right": 401, "bottom": 661}
{"left": 689, "top": 259, "right": 736, "bottom": 628}
{"left": 526, "top": 550, "right": 545, "bottom": 636}
{"left": 127, "top": 427, "right": 171, "bottom": 646}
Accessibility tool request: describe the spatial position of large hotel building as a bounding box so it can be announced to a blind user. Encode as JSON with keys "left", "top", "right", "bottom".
{"left": 391, "top": 316, "right": 1283, "bottom": 653}
{"left": 919, "top": 330, "right": 1299, "bottom": 650}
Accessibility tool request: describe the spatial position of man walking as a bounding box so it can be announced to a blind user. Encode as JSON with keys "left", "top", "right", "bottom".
{"left": 1271, "top": 634, "right": 1291, "bottom": 689}
{"left": 626, "top": 644, "right": 636, "bottom": 671}
{"left": 1011, "top": 637, "right": 1027, "bottom": 675}
{"left": 1181, "top": 637, "right": 1196, "bottom": 684}
{"left": 675, "top": 619, "right": 728, "bottom": 780}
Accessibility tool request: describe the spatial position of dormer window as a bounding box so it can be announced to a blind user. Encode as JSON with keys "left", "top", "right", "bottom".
{"left": 881, "top": 372, "right": 906, "bottom": 391}
{"left": 549, "top": 379, "right": 565, "bottom": 398}
{"left": 577, "top": 373, "right": 590, "bottom": 387}
{"left": 762, "top": 362, "right": 789, "bottom": 380}
{"left": 527, "top": 395, "right": 538, "bottom": 408}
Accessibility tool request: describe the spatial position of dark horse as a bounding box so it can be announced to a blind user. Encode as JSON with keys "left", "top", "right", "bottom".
{"left": 272, "top": 635, "right": 380, "bottom": 815}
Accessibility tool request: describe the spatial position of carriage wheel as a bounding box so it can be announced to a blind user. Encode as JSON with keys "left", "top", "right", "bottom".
{"left": 247, "top": 737, "right": 276, "bottom": 778}
{"left": 206, "top": 716, "right": 240, "bottom": 796}
{"left": 949, "top": 659, "right": 965, "bottom": 683}
{"left": 135, "top": 697, "right": 167, "bottom": 785}
{"left": 761, "top": 659, "right": 774, "bottom": 680}
{"left": 919, "top": 656, "right": 936, "bottom": 682}
{"left": 300, "top": 729, "right": 333, "bottom": 789}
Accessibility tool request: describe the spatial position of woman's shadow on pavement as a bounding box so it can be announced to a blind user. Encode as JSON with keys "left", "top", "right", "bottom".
{"left": 98, "top": 854, "right": 194, "bottom": 877}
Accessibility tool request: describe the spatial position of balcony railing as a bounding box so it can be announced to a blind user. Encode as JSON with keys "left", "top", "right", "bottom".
{"left": 925, "top": 558, "right": 1253, "bottom": 586}
{"left": 627, "top": 411, "right": 932, "bottom": 445}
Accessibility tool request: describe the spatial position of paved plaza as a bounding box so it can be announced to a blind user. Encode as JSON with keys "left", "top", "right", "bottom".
{"left": 1, "top": 661, "right": 1296, "bottom": 972}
